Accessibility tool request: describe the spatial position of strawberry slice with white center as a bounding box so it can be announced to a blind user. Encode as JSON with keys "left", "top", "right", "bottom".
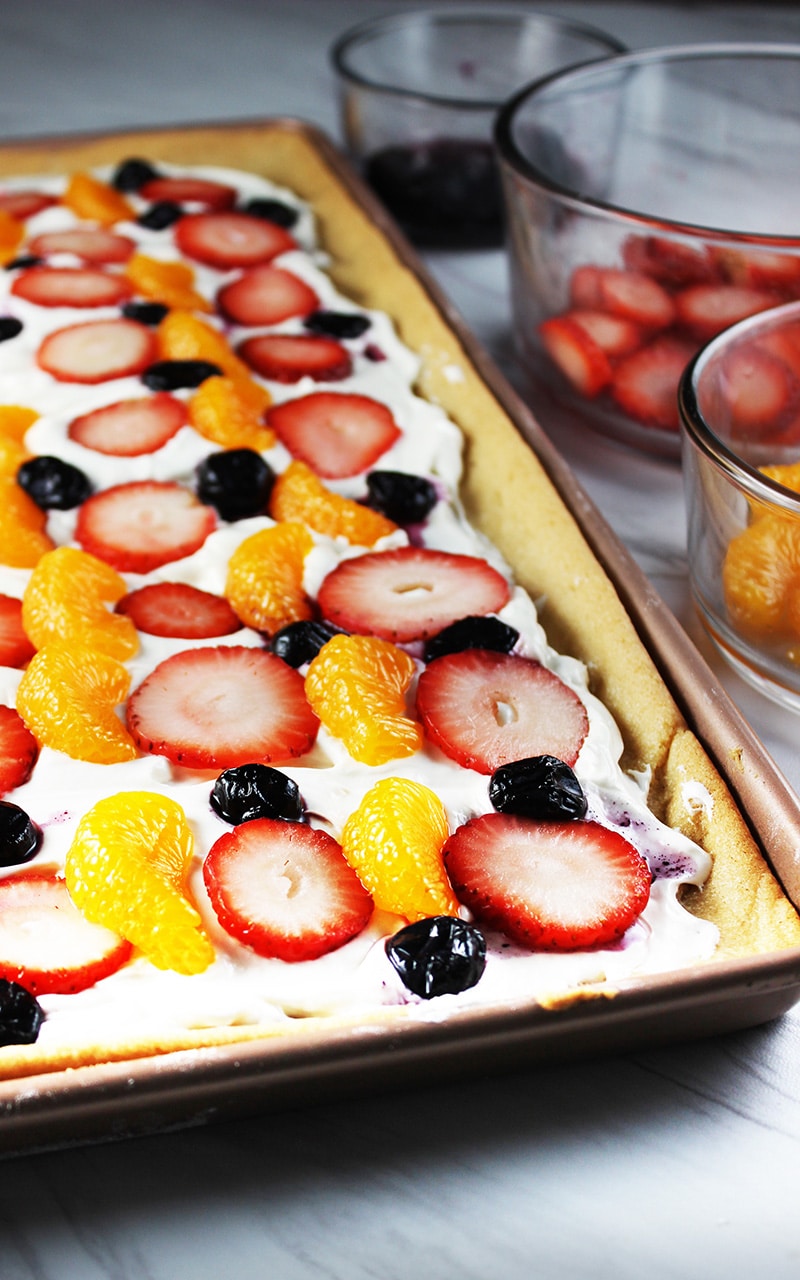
{"left": 203, "top": 818, "right": 373, "bottom": 962}
{"left": 267, "top": 391, "right": 400, "bottom": 478}
{"left": 115, "top": 582, "right": 242, "bottom": 639}
{"left": 37, "top": 317, "right": 158, "bottom": 384}
{"left": 126, "top": 645, "right": 319, "bottom": 769}
{"left": 674, "top": 283, "right": 780, "bottom": 342}
{"left": 443, "top": 813, "right": 652, "bottom": 951}
{"left": 75, "top": 480, "right": 216, "bottom": 573}
{"left": 68, "top": 391, "right": 188, "bottom": 456}
{"left": 609, "top": 335, "right": 697, "bottom": 432}
{"left": 416, "top": 649, "right": 588, "bottom": 773}
{"left": 539, "top": 315, "right": 612, "bottom": 398}
{"left": 0, "top": 870, "right": 133, "bottom": 995}
{"left": 714, "top": 345, "right": 799, "bottom": 435}
{"left": 565, "top": 309, "right": 645, "bottom": 359}
{"left": 138, "top": 175, "right": 237, "bottom": 211}
{"left": 0, "top": 705, "right": 38, "bottom": 795}
{"left": 217, "top": 264, "right": 319, "bottom": 326}
{"left": 0, "top": 190, "right": 57, "bottom": 220}
{"left": 0, "top": 595, "right": 35, "bottom": 668}
{"left": 238, "top": 333, "right": 352, "bottom": 383}
{"left": 621, "top": 234, "right": 717, "bottom": 287}
{"left": 593, "top": 267, "right": 676, "bottom": 330}
{"left": 11, "top": 266, "right": 134, "bottom": 309}
{"left": 175, "top": 211, "right": 296, "bottom": 269}
{"left": 318, "top": 548, "right": 511, "bottom": 644}
{"left": 28, "top": 228, "right": 136, "bottom": 264}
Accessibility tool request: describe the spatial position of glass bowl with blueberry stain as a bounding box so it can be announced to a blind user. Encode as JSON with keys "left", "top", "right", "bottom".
{"left": 331, "top": 7, "right": 624, "bottom": 250}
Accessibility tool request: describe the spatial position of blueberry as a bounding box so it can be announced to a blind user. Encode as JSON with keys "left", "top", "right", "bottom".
{"left": 268, "top": 620, "right": 342, "bottom": 668}
{"left": 0, "top": 801, "right": 41, "bottom": 867}
{"left": 489, "top": 755, "right": 587, "bottom": 821}
{"left": 0, "top": 979, "right": 43, "bottom": 1046}
{"left": 424, "top": 616, "right": 519, "bottom": 664}
{"left": 211, "top": 763, "right": 304, "bottom": 825}
{"left": 241, "top": 197, "right": 299, "bottom": 229}
{"left": 386, "top": 916, "right": 486, "bottom": 999}
{"left": 4, "top": 255, "right": 42, "bottom": 272}
{"left": 17, "top": 455, "right": 92, "bottom": 510}
{"left": 142, "top": 359, "right": 222, "bottom": 391}
{"left": 303, "top": 310, "right": 371, "bottom": 340}
{"left": 195, "top": 448, "right": 274, "bottom": 521}
{"left": 137, "top": 201, "right": 182, "bottom": 231}
{"left": 121, "top": 300, "right": 169, "bottom": 327}
{"left": 0, "top": 317, "right": 22, "bottom": 342}
{"left": 112, "top": 157, "right": 160, "bottom": 192}
{"left": 366, "top": 470, "right": 437, "bottom": 525}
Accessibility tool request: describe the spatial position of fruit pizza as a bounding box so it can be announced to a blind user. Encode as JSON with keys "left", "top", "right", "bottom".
{"left": 0, "top": 137, "right": 798, "bottom": 1081}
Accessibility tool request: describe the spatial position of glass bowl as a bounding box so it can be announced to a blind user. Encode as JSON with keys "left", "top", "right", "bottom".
{"left": 680, "top": 299, "right": 800, "bottom": 710}
{"left": 331, "top": 7, "right": 624, "bottom": 250}
{"left": 495, "top": 43, "right": 800, "bottom": 459}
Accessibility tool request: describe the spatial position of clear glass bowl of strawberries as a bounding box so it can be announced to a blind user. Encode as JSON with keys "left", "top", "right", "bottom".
{"left": 494, "top": 43, "right": 800, "bottom": 458}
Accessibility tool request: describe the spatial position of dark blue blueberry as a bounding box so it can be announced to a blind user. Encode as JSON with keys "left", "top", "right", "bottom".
{"left": 0, "top": 801, "right": 41, "bottom": 867}
{"left": 121, "top": 300, "right": 169, "bottom": 327}
{"left": 0, "top": 317, "right": 22, "bottom": 342}
{"left": 303, "top": 310, "right": 371, "bottom": 340}
{"left": 137, "top": 201, "right": 183, "bottom": 231}
{"left": 195, "top": 448, "right": 274, "bottom": 521}
{"left": 17, "top": 455, "right": 92, "bottom": 510}
{"left": 423, "top": 616, "right": 519, "bottom": 664}
{"left": 241, "top": 197, "right": 299, "bottom": 229}
{"left": 4, "top": 255, "right": 43, "bottom": 272}
{"left": 366, "top": 470, "right": 437, "bottom": 525}
{"left": 0, "top": 979, "right": 43, "bottom": 1046}
{"left": 211, "top": 763, "right": 304, "bottom": 825}
{"left": 112, "top": 157, "right": 160, "bottom": 192}
{"left": 489, "top": 755, "right": 587, "bottom": 821}
{"left": 142, "top": 359, "right": 222, "bottom": 391}
{"left": 268, "top": 619, "right": 342, "bottom": 667}
{"left": 386, "top": 916, "right": 486, "bottom": 999}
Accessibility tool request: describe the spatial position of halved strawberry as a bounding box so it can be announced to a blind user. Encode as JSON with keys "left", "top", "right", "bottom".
{"left": 11, "top": 266, "right": 134, "bottom": 309}
{"left": 68, "top": 392, "right": 188, "bottom": 456}
{"left": 317, "top": 549, "right": 511, "bottom": 644}
{"left": 75, "top": 480, "right": 216, "bottom": 573}
{"left": 28, "top": 228, "right": 136, "bottom": 264}
{"left": 0, "top": 705, "right": 38, "bottom": 795}
{"left": 714, "top": 344, "right": 799, "bottom": 435}
{"left": 565, "top": 309, "right": 645, "bottom": 359}
{"left": 138, "top": 175, "right": 237, "bottom": 211}
{"left": 203, "top": 818, "right": 373, "bottom": 962}
{"left": 0, "top": 869, "right": 133, "bottom": 995}
{"left": 37, "top": 318, "right": 158, "bottom": 384}
{"left": 238, "top": 333, "right": 352, "bottom": 383}
{"left": 593, "top": 267, "right": 676, "bottom": 330}
{"left": 175, "top": 211, "right": 296, "bottom": 269}
{"left": 442, "top": 813, "right": 651, "bottom": 951}
{"left": 539, "top": 316, "right": 612, "bottom": 398}
{"left": 267, "top": 391, "right": 400, "bottom": 478}
{"left": 609, "top": 335, "right": 697, "bottom": 432}
{"left": 126, "top": 645, "right": 319, "bottom": 768}
{"left": 416, "top": 649, "right": 589, "bottom": 774}
{"left": 115, "top": 582, "right": 242, "bottom": 639}
{"left": 217, "top": 264, "right": 319, "bottom": 326}
{"left": 674, "top": 283, "right": 780, "bottom": 342}
{"left": 0, "top": 190, "right": 57, "bottom": 221}
{"left": 0, "top": 595, "right": 35, "bottom": 668}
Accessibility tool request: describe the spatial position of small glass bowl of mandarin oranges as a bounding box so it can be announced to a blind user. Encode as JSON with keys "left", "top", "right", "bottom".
{"left": 680, "top": 299, "right": 800, "bottom": 710}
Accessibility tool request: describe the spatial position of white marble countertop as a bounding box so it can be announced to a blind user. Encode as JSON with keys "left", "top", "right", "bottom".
{"left": 3, "top": 2, "right": 800, "bottom": 1276}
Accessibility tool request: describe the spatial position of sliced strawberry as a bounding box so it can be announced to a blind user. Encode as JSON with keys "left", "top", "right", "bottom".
{"left": 416, "top": 649, "right": 588, "bottom": 774}
{"left": 713, "top": 344, "right": 798, "bottom": 435}
{"left": 0, "top": 190, "right": 57, "bottom": 221}
{"left": 0, "top": 595, "right": 35, "bottom": 668}
{"left": 68, "top": 391, "right": 188, "bottom": 456}
{"left": 126, "top": 645, "right": 319, "bottom": 768}
{"left": 175, "top": 211, "right": 296, "bottom": 269}
{"left": 0, "top": 870, "right": 133, "bottom": 995}
{"left": 217, "top": 264, "right": 319, "bottom": 327}
{"left": 317, "top": 548, "right": 511, "bottom": 644}
{"left": 238, "top": 333, "right": 352, "bottom": 383}
{"left": 565, "top": 309, "right": 645, "bottom": 359}
{"left": 267, "top": 391, "right": 400, "bottom": 478}
{"left": 27, "top": 228, "right": 136, "bottom": 264}
{"left": 609, "top": 335, "right": 697, "bottom": 432}
{"left": 674, "top": 283, "right": 780, "bottom": 342}
{"left": 569, "top": 264, "right": 603, "bottom": 309}
{"left": 593, "top": 267, "right": 676, "bottom": 330}
{"left": 11, "top": 266, "right": 134, "bottom": 309}
{"left": 621, "top": 234, "right": 717, "bottom": 287}
{"left": 0, "top": 705, "right": 38, "bottom": 795}
{"left": 204, "top": 818, "right": 373, "bottom": 962}
{"left": 37, "top": 317, "right": 158, "bottom": 384}
{"left": 442, "top": 813, "right": 651, "bottom": 951}
{"left": 138, "top": 175, "right": 237, "bottom": 211}
{"left": 539, "top": 316, "right": 612, "bottom": 397}
{"left": 75, "top": 480, "right": 216, "bottom": 573}
{"left": 716, "top": 246, "right": 800, "bottom": 295}
{"left": 115, "top": 582, "right": 242, "bottom": 639}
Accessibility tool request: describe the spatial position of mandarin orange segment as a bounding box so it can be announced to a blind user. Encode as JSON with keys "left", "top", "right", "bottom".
{"left": 0, "top": 210, "right": 24, "bottom": 265}
{"left": 158, "top": 311, "right": 253, "bottom": 381}
{"left": 66, "top": 791, "right": 215, "bottom": 975}
{"left": 22, "top": 546, "right": 138, "bottom": 659}
{"left": 305, "top": 634, "right": 422, "bottom": 764}
{"left": 125, "top": 254, "right": 212, "bottom": 313}
{"left": 0, "top": 435, "right": 31, "bottom": 477}
{"left": 0, "top": 477, "right": 55, "bottom": 568}
{"left": 62, "top": 172, "right": 135, "bottom": 225}
{"left": 16, "top": 642, "right": 137, "bottom": 763}
{"left": 340, "top": 777, "right": 458, "bottom": 921}
{"left": 225, "top": 520, "right": 314, "bottom": 633}
{"left": 0, "top": 406, "right": 39, "bottom": 442}
{"left": 722, "top": 513, "right": 800, "bottom": 638}
{"left": 270, "top": 460, "right": 398, "bottom": 547}
{"left": 188, "top": 374, "right": 275, "bottom": 451}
